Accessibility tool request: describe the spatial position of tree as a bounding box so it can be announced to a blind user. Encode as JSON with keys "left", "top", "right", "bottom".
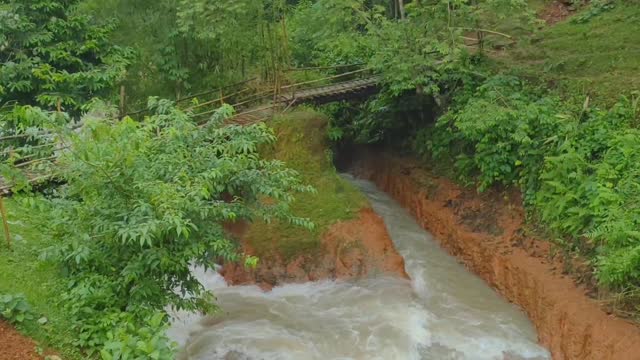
{"left": 0, "top": 0, "right": 131, "bottom": 115}
{"left": 16, "top": 100, "right": 313, "bottom": 351}
{"left": 176, "top": 0, "right": 290, "bottom": 83}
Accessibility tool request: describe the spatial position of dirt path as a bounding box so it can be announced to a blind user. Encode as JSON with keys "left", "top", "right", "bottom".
{"left": 0, "top": 321, "right": 43, "bottom": 360}
{"left": 350, "top": 149, "right": 640, "bottom": 360}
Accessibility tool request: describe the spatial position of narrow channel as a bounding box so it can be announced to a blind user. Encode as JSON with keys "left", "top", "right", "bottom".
{"left": 168, "top": 176, "right": 551, "bottom": 360}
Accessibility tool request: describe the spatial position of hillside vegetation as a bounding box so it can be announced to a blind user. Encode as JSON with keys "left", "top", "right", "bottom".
{"left": 245, "top": 110, "right": 367, "bottom": 261}
{"left": 1, "top": 0, "right": 640, "bottom": 358}
{"left": 419, "top": 1, "right": 640, "bottom": 316}
{"left": 498, "top": 0, "right": 640, "bottom": 104}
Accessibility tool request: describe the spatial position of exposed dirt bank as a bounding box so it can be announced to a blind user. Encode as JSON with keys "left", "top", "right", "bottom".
{"left": 0, "top": 321, "right": 46, "bottom": 360}
{"left": 348, "top": 149, "right": 640, "bottom": 360}
{"left": 221, "top": 207, "right": 408, "bottom": 290}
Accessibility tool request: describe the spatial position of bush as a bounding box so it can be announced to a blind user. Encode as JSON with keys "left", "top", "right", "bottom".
{"left": 0, "top": 293, "right": 33, "bottom": 324}
{"left": 536, "top": 95, "right": 640, "bottom": 287}
{"left": 11, "top": 100, "right": 313, "bottom": 354}
{"left": 425, "top": 76, "right": 569, "bottom": 199}
{"left": 0, "top": 0, "right": 131, "bottom": 114}
{"left": 419, "top": 75, "right": 640, "bottom": 290}
{"left": 100, "top": 313, "right": 176, "bottom": 360}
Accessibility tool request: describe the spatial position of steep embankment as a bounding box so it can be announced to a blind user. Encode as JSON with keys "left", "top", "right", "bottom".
{"left": 222, "top": 111, "right": 407, "bottom": 289}
{"left": 350, "top": 148, "right": 640, "bottom": 360}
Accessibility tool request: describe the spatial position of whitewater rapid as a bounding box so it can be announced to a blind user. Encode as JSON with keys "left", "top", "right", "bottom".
{"left": 168, "top": 177, "right": 550, "bottom": 360}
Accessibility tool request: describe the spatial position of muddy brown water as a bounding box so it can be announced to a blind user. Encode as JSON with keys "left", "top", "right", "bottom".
{"left": 168, "top": 176, "right": 550, "bottom": 360}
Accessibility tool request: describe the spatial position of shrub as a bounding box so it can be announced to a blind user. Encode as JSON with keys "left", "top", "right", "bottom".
{"left": 536, "top": 95, "right": 640, "bottom": 287}
{"left": 425, "top": 76, "right": 570, "bottom": 199}
{"left": 0, "top": 293, "right": 33, "bottom": 324}
{"left": 420, "top": 75, "right": 640, "bottom": 290}
{"left": 12, "top": 100, "right": 313, "bottom": 354}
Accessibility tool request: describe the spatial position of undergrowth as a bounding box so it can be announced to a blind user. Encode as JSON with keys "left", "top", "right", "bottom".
{"left": 244, "top": 109, "right": 368, "bottom": 261}
{"left": 414, "top": 74, "right": 640, "bottom": 317}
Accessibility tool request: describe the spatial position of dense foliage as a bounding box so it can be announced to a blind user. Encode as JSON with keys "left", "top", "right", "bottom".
{"left": 0, "top": 0, "right": 131, "bottom": 115}
{"left": 290, "top": 0, "right": 534, "bottom": 94}
{"left": 288, "top": 0, "right": 535, "bottom": 147}
{"left": 0, "top": 293, "right": 33, "bottom": 324}
{"left": 417, "top": 75, "right": 640, "bottom": 290}
{"left": 11, "top": 101, "right": 313, "bottom": 355}
{"left": 1, "top": 0, "right": 640, "bottom": 357}
{"left": 79, "top": 0, "right": 294, "bottom": 103}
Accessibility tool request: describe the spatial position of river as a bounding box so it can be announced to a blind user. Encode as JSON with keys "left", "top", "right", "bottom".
{"left": 168, "top": 176, "right": 551, "bottom": 360}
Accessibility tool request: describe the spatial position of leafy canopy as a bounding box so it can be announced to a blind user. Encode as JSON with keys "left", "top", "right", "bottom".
{"left": 0, "top": 0, "right": 131, "bottom": 114}
{"left": 13, "top": 100, "right": 313, "bottom": 354}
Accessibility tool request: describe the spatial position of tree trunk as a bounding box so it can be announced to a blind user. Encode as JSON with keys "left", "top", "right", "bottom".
{"left": 398, "top": 0, "right": 406, "bottom": 19}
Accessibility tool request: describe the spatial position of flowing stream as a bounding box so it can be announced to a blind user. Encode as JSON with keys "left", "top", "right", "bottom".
{"left": 169, "top": 176, "right": 550, "bottom": 360}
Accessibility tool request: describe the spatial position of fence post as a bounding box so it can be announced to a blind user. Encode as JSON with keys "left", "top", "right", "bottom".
{"left": 119, "top": 85, "right": 126, "bottom": 119}
{"left": 272, "top": 70, "right": 279, "bottom": 110}
{"left": 0, "top": 195, "right": 11, "bottom": 250}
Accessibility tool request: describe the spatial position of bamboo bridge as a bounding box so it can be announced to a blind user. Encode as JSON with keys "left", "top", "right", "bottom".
{"left": 0, "top": 66, "right": 382, "bottom": 193}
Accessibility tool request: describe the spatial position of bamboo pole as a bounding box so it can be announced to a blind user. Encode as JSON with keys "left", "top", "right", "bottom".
{"left": 14, "top": 156, "right": 57, "bottom": 168}
{"left": 283, "top": 63, "right": 365, "bottom": 72}
{"left": 174, "top": 77, "right": 257, "bottom": 104}
{"left": 280, "top": 68, "right": 371, "bottom": 90}
{"left": 453, "top": 27, "right": 513, "bottom": 39}
{"left": 186, "top": 88, "right": 252, "bottom": 111}
{"left": 0, "top": 174, "right": 55, "bottom": 194}
{"left": 281, "top": 10, "right": 291, "bottom": 68}
{"left": 0, "top": 195, "right": 11, "bottom": 249}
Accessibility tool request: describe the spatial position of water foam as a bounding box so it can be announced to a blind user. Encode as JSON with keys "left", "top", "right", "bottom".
{"left": 168, "top": 177, "right": 551, "bottom": 360}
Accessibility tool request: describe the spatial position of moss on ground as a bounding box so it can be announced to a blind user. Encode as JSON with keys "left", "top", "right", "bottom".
{"left": 492, "top": 0, "right": 640, "bottom": 105}
{"left": 244, "top": 109, "right": 368, "bottom": 261}
{"left": 0, "top": 199, "right": 81, "bottom": 359}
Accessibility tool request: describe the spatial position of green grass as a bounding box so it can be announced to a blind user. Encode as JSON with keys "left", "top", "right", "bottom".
{"left": 245, "top": 109, "right": 368, "bottom": 260}
{"left": 0, "top": 198, "right": 81, "bottom": 359}
{"left": 492, "top": 0, "right": 640, "bottom": 105}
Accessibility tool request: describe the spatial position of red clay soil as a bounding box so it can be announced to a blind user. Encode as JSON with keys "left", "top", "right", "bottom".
{"left": 350, "top": 149, "right": 640, "bottom": 360}
{"left": 221, "top": 208, "right": 408, "bottom": 290}
{"left": 0, "top": 321, "right": 43, "bottom": 360}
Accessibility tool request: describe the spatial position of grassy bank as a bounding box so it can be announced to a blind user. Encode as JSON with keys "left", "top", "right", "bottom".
{"left": 244, "top": 109, "right": 368, "bottom": 261}
{"left": 494, "top": 0, "right": 640, "bottom": 105}
{"left": 0, "top": 199, "right": 81, "bottom": 359}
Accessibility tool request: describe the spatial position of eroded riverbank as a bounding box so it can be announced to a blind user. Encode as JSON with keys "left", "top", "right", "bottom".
{"left": 221, "top": 207, "right": 408, "bottom": 290}
{"left": 348, "top": 148, "right": 640, "bottom": 360}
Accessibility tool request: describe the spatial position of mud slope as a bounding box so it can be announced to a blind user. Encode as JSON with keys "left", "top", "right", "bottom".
{"left": 222, "top": 208, "right": 408, "bottom": 290}
{"left": 350, "top": 149, "right": 640, "bottom": 360}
